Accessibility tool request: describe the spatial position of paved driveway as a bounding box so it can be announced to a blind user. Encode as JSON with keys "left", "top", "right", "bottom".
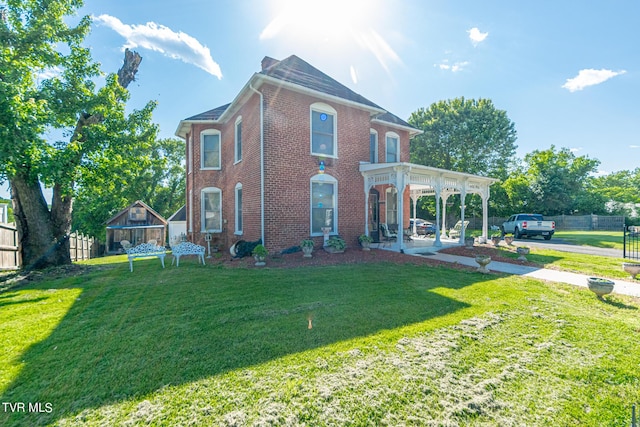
{"left": 511, "top": 237, "right": 622, "bottom": 258}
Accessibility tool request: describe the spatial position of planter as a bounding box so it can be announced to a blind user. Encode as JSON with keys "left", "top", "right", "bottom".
{"left": 324, "top": 246, "right": 345, "bottom": 254}
{"left": 504, "top": 236, "right": 514, "bottom": 246}
{"left": 464, "top": 237, "right": 475, "bottom": 249}
{"left": 302, "top": 246, "right": 314, "bottom": 258}
{"left": 360, "top": 241, "right": 371, "bottom": 251}
{"left": 254, "top": 255, "right": 266, "bottom": 267}
{"left": 491, "top": 236, "right": 501, "bottom": 246}
{"left": 622, "top": 263, "right": 640, "bottom": 280}
{"left": 475, "top": 255, "right": 491, "bottom": 273}
{"left": 516, "top": 247, "right": 530, "bottom": 261}
{"left": 587, "top": 277, "right": 615, "bottom": 299}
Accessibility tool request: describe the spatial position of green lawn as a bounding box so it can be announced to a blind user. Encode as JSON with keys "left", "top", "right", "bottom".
{"left": 1, "top": 256, "right": 640, "bottom": 426}
{"left": 554, "top": 231, "right": 624, "bottom": 250}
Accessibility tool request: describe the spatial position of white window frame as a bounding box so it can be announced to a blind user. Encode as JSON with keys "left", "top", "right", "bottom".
{"left": 310, "top": 173, "right": 338, "bottom": 236}
{"left": 385, "top": 132, "right": 400, "bottom": 163}
{"left": 310, "top": 102, "right": 337, "bottom": 158}
{"left": 235, "top": 183, "right": 243, "bottom": 235}
{"left": 234, "top": 116, "right": 242, "bottom": 164}
{"left": 200, "top": 129, "right": 221, "bottom": 170}
{"left": 201, "top": 187, "right": 222, "bottom": 232}
{"left": 369, "top": 129, "right": 378, "bottom": 163}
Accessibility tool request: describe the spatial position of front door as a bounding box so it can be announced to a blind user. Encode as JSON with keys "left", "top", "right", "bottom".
{"left": 368, "top": 189, "right": 380, "bottom": 243}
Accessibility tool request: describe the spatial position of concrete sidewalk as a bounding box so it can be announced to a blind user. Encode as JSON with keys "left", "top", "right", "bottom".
{"left": 421, "top": 252, "right": 640, "bottom": 298}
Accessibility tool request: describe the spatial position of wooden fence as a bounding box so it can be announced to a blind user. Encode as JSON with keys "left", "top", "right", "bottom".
{"left": 465, "top": 215, "right": 625, "bottom": 232}
{"left": 0, "top": 225, "right": 98, "bottom": 269}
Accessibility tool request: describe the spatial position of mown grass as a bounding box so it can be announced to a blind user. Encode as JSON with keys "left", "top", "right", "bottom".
{"left": 554, "top": 231, "right": 624, "bottom": 250}
{"left": 1, "top": 256, "right": 640, "bottom": 426}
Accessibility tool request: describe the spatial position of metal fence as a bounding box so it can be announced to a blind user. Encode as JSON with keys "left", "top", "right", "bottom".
{"left": 0, "top": 226, "right": 98, "bottom": 269}
{"left": 624, "top": 225, "right": 639, "bottom": 260}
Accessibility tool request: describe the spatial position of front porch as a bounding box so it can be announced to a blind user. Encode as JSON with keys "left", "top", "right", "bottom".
{"left": 371, "top": 234, "right": 467, "bottom": 255}
{"left": 360, "top": 162, "right": 499, "bottom": 253}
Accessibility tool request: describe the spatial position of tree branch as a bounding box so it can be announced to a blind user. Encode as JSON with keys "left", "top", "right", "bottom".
{"left": 117, "top": 48, "right": 142, "bottom": 88}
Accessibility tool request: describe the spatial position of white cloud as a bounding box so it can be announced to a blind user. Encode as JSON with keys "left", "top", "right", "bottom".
{"left": 436, "top": 60, "right": 469, "bottom": 73}
{"left": 94, "top": 14, "right": 222, "bottom": 79}
{"left": 468, "top": 27, "right": 488, "bottom": 46}
{"left": 562, "top": 68, "right": 626, "bottom": 92}
{"left": 569, "top": 147, "right": 582, "bottom": 153}
{"left": 630, "top": 145, "right": 640, "bottom": 149}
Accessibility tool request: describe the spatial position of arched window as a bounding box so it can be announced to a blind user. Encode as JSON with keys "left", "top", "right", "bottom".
{"left": 201, "top": 129, "right": 221, "bottom": 170}
{"left": 385, "top": 131, "right": 400, "bottom": 163}
{"left": 235, "top": 183, "right": 243, "bottom": 234}
{"left": 310, "top": 103, "right": 337, "bottom": 158}
{"left": 310, "top": 174, "right": 338, "bottom": 235}
{"left": 201, "top": 187, "right": 222, "bottom": 232}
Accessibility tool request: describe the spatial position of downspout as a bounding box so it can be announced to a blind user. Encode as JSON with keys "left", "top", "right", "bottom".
{"left": 249, "top": 84, "right": 265, "bottom": 245}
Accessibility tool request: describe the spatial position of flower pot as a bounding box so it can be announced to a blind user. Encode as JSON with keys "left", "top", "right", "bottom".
{"left": 587, "top": 277, "right": 614, "bottom": 299}
{"left": 622, "top": 263, "right": 640, "bottom": 280}
{"left": 324, "top": 246, "right": 345, "bottom": 254}
{"left": 504, "top": 236, "right": 514, "bottom": 246}
{"left": 475, "top": 255, "right": 491, "bottom": 273}
{"left": 254, "top": 255, "right": 266, "bottom": 266}
{"left": 516, "top": 247, "right": 530, "bottom": 261}
{"left": 464, "top": 237, "right": 475, "bottom": 249}
{"left": 361, "top": 241, "right": 371, "bottom": 251}
{"left": 302, "top": 246, "right": 313, "bottom": 258}
{"left": 491, "top": 236, "right": 501, "bottom": 246}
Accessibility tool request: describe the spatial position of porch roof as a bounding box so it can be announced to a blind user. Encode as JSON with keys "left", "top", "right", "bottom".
{"left": 359, "top": 162, "right": 499, "bottom": 197}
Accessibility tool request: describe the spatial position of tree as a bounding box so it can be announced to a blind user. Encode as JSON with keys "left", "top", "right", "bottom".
{"left": 522, "top": 146, "right": 600, "bottom": 215}
{"left": 408, "top": 97, "right": 517, "bottom": 181}
{"left": 72, "top": 138, "right": 186, "bottom": 239}
{"left": 0, "top": 0, "right": 155, "bottom": 269}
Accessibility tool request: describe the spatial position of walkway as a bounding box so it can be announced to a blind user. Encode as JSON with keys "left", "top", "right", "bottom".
{"left": 421, "top": 252, "right": 640, "bottom": 298}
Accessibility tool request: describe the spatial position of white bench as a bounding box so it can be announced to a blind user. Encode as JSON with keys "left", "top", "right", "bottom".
{"left": 171, "top": 242, "right": 206, "bottom": 266}
{"left": 125, "top": 243, "right": 166, "bottom": 272}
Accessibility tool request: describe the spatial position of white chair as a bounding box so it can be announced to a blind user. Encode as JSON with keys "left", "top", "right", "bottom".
{"left": 379, "top": 224, "right": 397, "bottom": 243}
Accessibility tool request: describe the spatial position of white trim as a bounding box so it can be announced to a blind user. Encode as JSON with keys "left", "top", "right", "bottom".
{"left": 200, "top": 129, "right": 221, "bottom": 170}
{"left": 235, "top": 183, "right": 243, "bottom": 235}
{"left": 187, "top": 133, "right": 192, "bottom": 174}
{"left": 369, "top": 129, "right": 378, "bottom": 163}
{"left": 310, "top": 102, "right": 338, "bottom": 159}
{"left": 234, "top": 116, "right": 242, "bottom": 164}
{"left": 310, "top": 173, "right": 338, "bottom": 236}
{"left": 385, "top": 132, "right": 400, "bottom": 163}
{"left": 188, "top": 189, "right": 193, "bottom": 232}
{"left": 201, "top": 187, "right": 222, "bottom": 232}
{"left": 371, "top": 117, "right": 423, "bottom": 136}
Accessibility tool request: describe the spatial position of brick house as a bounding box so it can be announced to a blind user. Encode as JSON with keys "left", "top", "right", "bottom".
{"left": 175, "top": 55, "right": 496, "bottom": 253}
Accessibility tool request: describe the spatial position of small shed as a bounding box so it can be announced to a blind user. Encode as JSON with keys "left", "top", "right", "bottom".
{"left": 105, "top": 200, "right": 167, "bottom": 253}
{"left": 167, "top": 205, "right": 187, "bottom": 245}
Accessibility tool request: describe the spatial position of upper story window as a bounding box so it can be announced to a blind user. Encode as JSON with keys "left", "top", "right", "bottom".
{"left": 310, "top": 103, "right": 337, "bottom": 158}
{"left": 235, "top": 117, "right": 242, "bottom": 163}
{"left": 201, "top": 129, "right": 221, "bottom": 170}
{"left": 385, "top": 132, "right": 399, "bottom": 163}
{"left": 201, "top": 187, "right": 222, "bottom": 232}
{"left": 370, "top": 130, "right": 378, "bottom": 163}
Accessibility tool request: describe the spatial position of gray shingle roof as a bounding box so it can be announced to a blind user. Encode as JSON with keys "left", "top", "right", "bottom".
{"left": 185, "top": 103, "right": 231, "bottom": 121}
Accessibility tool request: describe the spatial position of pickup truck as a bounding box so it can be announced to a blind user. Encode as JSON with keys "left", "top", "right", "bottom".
{"left": 501, "top": 214, "right": 555, "bottom": 240}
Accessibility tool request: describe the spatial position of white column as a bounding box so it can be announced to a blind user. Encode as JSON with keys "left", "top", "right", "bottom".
{"left": 482, "top": 193, "right": 489, "bottom": 242}
{"left": 441, "top": 194, "right": 448, "bottom": 236}
{"left": 434, "top": 187, "right": 442, "bottom": 247}
{"left": 396, "top": 168, "right": 406, "bottom": 252}
{"left": 459, "top": 187, "right": 467, "bottom": 244}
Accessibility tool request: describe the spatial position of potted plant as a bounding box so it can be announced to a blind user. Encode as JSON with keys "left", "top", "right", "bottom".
{"left": 504, "top": 235, "right": 514, "bottom": 246}
{"left": 491, "top": 234, "right": 501, "bottom": 246}
{"left": 464, "top": 236, "right": 475, "bottom": 249}
{"left": 324, "top": 236, "right": 346, "bottom": 254}
{"left": 252, "top": 244, "right": 268, "bottom": 266}
{"left": 587, "top": 277, "right": 615, "bottom": 300}
{"left": 358, "top": 234, "right": 373, "bottom": 251}
{"left": 300, "top": 239, "right": 314, "bottom": 258}
{"left": 622, "top": 262, "right": 640, "bottom": 280}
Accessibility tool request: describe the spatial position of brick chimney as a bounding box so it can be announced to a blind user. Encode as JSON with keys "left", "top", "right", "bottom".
{"left": 261, "top": 56, "right": 279, "bottom": 71}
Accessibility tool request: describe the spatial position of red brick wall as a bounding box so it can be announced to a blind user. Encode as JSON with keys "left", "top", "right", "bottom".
{"left": 185, "top": 82, "right": 412, "bottom": 253}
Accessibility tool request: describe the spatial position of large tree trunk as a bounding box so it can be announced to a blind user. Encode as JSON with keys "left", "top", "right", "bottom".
{"left": 10, "top": 49, "right": 142, "bottom": 270}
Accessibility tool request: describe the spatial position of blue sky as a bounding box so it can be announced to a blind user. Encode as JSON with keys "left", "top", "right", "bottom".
{"left": 2, "top": 0, "right": 638, "bottom": 199}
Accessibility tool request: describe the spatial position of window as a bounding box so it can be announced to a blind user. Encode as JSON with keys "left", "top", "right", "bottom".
{"left": 201, "top": 187, "right": 222, "bottom": 232}
{"left": 235, "top": 117, "right": 242, "bottom": 163}
{"left": 310, "top": 174, "right": 337, "bottom": 235}
{"left": 386, "top": 187, "right": 398, "bottom": 227}
{"left": 385, "top": 132, "right": 399, "bottom": 163}
{"left": 129, "top": 207, "right": 146, "bottom": 222}
{"left": 311, "top": 103, "right": 337, "bottom": 157}
{"left": 235, "top": 183, "right": 243, "bottom": 234}
{"left": 370, "top": 130, "right": 378, "bottom": 163}
{"left": 201, "top": 130, "right": 221, "bottom": 169}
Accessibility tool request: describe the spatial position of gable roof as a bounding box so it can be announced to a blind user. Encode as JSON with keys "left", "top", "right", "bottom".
{"left": 175, "top": 55, "right": 421, "bottom": 137}
{"left": 167, "top": 205, "right": 186, "bottom": 222}
{"left": 105, "top": 200, "right": 168, "bottom": 226}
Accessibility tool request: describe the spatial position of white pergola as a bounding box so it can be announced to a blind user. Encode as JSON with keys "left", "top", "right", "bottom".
{"left": 359, "top": 162, "right": 499, "bottom": 252}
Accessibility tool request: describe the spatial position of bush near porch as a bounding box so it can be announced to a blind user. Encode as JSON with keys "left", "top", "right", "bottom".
{"left": 1, "top": 255, "right": 639, "bottom": 426}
